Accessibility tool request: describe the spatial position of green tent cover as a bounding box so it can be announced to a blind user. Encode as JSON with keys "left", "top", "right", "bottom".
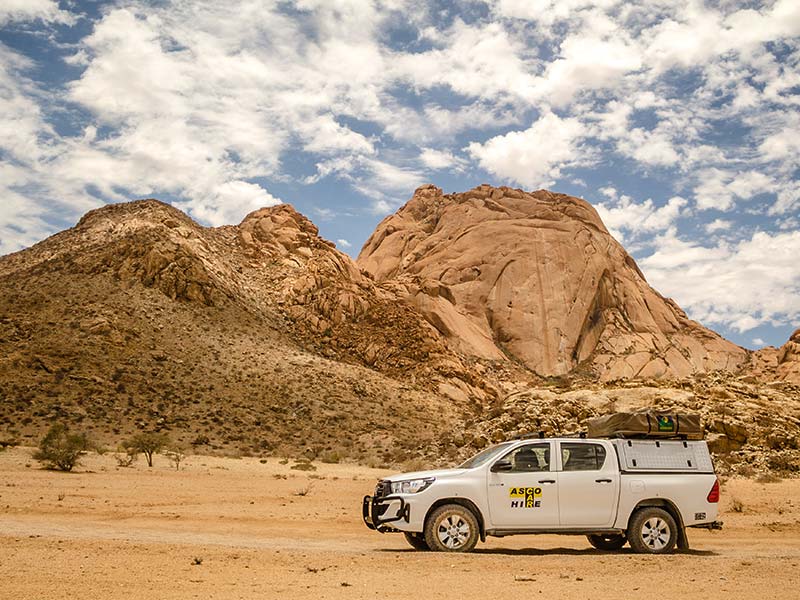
{"left": 587, "top": 412, "right": 703, "bottom": 439}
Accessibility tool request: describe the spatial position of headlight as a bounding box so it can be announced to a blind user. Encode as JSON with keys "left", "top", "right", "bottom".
{"left": 390, "top": 477, "right": 435, "bottom": 495}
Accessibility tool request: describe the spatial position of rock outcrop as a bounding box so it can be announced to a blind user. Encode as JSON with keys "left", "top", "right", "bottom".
{"left": 358, "top": 184, "right": 747, "bottom": 380}
{"left": 776, "top": 329, "right": 800, "bottom": 383}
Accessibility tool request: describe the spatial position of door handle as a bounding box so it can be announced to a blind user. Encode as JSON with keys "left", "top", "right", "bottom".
{"left": 595, "top": 478, "right": 612, "bottom": 483}
{"left": 538, "top": 479, "right": 556, "bottom": 484}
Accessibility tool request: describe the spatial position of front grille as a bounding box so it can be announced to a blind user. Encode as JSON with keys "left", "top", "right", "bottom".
{"left": 375, "top": 480, "right": 390, "bottom": 498}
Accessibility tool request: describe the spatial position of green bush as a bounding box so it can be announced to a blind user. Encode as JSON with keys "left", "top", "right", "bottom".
{"left": 33, "top": 424, "right": 89, "bottom": 472}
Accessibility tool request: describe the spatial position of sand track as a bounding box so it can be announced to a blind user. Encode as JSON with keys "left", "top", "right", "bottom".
{"left": 2, "top": 449, "right": 799, "bottom": 599}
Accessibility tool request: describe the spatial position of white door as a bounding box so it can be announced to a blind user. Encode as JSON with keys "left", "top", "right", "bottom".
{"left": 556, "top": 441, "right": 619, "bottom": 528}
{"left": 486, "top": 442, "right": 560, "bottom": 529}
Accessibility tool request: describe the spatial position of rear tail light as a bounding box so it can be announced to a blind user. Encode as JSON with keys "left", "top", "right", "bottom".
{"left": 707, "top": 478, "right": 720, "bottom": 503}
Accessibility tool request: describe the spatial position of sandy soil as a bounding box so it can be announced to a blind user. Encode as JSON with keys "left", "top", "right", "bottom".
{"left": 1, "top": 448, "right": 799, "bottom": 600}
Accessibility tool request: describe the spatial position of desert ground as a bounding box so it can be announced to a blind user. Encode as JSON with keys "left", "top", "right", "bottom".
{"left": 1, "top": 448, "right": 799, "bottom": 600}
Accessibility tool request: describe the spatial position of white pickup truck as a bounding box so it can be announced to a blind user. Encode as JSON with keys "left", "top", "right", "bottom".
{"left": 363, "top": 436, "right": 721, "bottom": 553}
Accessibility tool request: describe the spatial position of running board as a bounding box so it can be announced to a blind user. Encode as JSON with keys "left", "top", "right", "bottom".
{"left": 486, "top": 528, "right": 624, "bottom": 537}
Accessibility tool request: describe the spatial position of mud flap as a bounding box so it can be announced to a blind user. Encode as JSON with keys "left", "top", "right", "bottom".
{"left": 677, "top": 525, "right": 690, "bottom": 551}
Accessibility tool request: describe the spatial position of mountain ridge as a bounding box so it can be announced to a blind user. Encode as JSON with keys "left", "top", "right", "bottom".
{"left": 1, "top": 186, "right": 798, "bottom": 471}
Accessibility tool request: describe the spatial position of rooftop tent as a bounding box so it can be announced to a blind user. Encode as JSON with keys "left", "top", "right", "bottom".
{"left": 587, "top": 412, "right": 703, "bottom": 440}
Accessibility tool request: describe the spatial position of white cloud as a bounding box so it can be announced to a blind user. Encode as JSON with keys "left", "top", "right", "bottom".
{"left": 640, "top": 230, "right": 800, "bottom": 333}
{"left": 534, "top": 32, "right": 643, "bottom": 106}
{"left": 336, "top": 238, "right": 352, "bottom": 248}
{"left": 0, "top": 0, "right": 74, "bottom": 25}
{"left": 752, "top": 337, "right": 765, "bottom": 346}
{"left": 176, "top": 181, "right": 281, "bottom": 227}
{"left": 392, "top": 20, "right": 538, "bottom": 103}
{"left": 694, "top": 169, "right": 776, "bottom": 211}
{"left": 492, "top": 0, "right": 620, "bottom": 29}
{"left": 594, "top": 194, "right": 687, "bottom": 243}
{"left": 467, "top": 112, "right": 586, "bottom": 188}
{"left": 705, "top": 219, "right": 732, "bottom": 234}
{"left": 419, "top": 148, "right": 467, "bottom": 172}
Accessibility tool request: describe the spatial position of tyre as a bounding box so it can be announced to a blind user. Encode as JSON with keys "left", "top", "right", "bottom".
{"left": 627, "top": 507, "right": 678, "bottom": 554}
{"left": 403, "top": 532, "right": 430, "bottom": 550}
{"left": 586, "top": 533, "right": 627, "bottom": 551}
{"left": 424, "top": 504, "right": 480, "bottom": 552}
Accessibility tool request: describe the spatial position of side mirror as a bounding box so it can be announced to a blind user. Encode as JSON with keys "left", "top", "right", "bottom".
{"left": 491, "top": 459, "right": 513, "bottom": 472}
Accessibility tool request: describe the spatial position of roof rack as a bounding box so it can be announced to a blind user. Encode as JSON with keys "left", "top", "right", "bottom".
{"left": 513, "top": 431, "right": 588, "bottom": 440}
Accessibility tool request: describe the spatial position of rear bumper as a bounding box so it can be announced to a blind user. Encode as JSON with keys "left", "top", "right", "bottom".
{"left": 362, "top": 494, "right": 410, "bottom": 532}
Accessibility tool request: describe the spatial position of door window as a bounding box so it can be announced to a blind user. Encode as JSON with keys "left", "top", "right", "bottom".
{"left": 561, "top": 443, "right": 606, "bottom": 471}
{"left": 500, "top": 443, "right": 551, "bottom": 472}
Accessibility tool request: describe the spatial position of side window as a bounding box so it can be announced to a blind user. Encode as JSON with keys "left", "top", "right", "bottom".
{"left": 561, "top": 443, "right": 607, "bottom": 471}
{"left": 501, "top": 443, "right": 551, "bottom": 472}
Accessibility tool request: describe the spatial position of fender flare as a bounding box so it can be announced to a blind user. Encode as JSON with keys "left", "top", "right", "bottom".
{"left": 628, "top": 498, "right": 689, "bottom": 550}
{"left": 424, "top": 497, "right": 487, "bottom": 542}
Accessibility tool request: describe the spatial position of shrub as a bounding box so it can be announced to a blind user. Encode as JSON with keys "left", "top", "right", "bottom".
{"left": 164, "top": 446, "right": 186, "bottom": 471}
{"left": 320, "top": 450, "right": 341, "bottom": 464}
{"left": 114, "top": 451, "right": 137, "bottom": 467}
{"left": 729, "top": 497, "right": 745, "bottom": 513}
{"left": 124, "top": 432, "right": 170, "bottom": 467}
{"left": 755, "top": 472, "right": 782, "bottom": 484}
{"left": 33, "top": 423, "right": 89, "bottom": 472}
{"left": 290, "top": 460, "right": 317, "bottom": 471}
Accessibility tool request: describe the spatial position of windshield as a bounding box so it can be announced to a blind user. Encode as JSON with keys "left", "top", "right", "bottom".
{"left": 458, "top": 442, "right": 515, "bottom": 469}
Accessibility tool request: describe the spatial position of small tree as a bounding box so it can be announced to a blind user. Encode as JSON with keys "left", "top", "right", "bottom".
{"left": 124, "top": 432, "right": 170, "bottom": 467}
{"left": 33, "top": 423, "right": 89, "bottom": 472}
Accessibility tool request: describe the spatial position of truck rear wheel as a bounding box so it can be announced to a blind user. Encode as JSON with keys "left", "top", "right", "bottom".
{"left": 627, "top": 507, "right": 678, "bottom": 554}
{"left": 586, "top": 533, "right": 627, "bottom": 551}
{"left": 403, "top": 532, "right": 430, "bottom": 550}
{"left": 424, "top": 504, "right": 479, "bottom": 552}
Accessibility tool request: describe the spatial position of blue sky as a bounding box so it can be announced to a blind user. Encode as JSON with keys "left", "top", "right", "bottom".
{"left": 0, "top": 0, "right": 798, "bottom": 349}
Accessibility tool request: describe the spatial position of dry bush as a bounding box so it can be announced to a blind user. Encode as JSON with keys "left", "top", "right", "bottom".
{"left": 293, "top": 482, "right": 314, "bottom": 496}
{"left": 755, "top": 472, "right": 782, "bottom": 484}
{"left": 290, "top": 460, "right": 316, "bottom": 471}
{"left": 33, "top": 423, "right": 89, "bottom": 472}
{"left": 114, "top": 452, "right": 137, "bottom": 467}
{"left": 729, "top": 497, "right": 745, "bottom": 513}
{"left": 164, "top": 447, "right": 187, "bottom": 471}
{"left": 320, "top": 450, "right": 342, "bottom": 464}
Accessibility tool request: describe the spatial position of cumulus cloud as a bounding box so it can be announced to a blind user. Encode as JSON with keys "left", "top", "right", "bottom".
{"left": 640, "top": 230, "right": 800, "bottom": 333}
{"left": 0, "top": 0, "right": 74, "bottom": 25}
{"left": 594, "top": 194, "right": 687, "bottom": 243}
{"left": 419, "top": 148, "right": 468, "bottom": 172}
{"left": 176, "top": 181, "right": 281, "bottom": 227}
{"left": 467, "top": 112, "right": 586, "bottom": 188}
{"left": 694, "top": 169, "right": 776, "bottom": 211}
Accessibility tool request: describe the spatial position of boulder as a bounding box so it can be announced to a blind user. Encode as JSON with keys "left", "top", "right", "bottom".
{"left": 358, "top": 185, "right": 747, "bottom": 379}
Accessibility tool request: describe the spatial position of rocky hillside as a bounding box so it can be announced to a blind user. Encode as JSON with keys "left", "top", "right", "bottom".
{"left": 1, "top": 187, "right": 798, "bottom": 472}
{"left": 0, "top": 199, "right": 477, "bottom": 462}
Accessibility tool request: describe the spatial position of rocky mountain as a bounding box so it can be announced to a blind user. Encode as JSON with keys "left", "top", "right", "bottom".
{"left": 358, "top": 184, "right": 747, "bottom": 380}
{"left": 1, "top": 186, "right": 798, "bottom": 472}
{"left": 0, "top": 199, "right": 475, "bottom": 462}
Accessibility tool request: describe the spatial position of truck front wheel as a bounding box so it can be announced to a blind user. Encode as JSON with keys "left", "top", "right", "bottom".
{"left": 424, "top": 504, "right": 480, "bottom": 552}
{"left": 586, "top": 533, "right": 626, "bottom": 551}
{"left": 627, "top": 508, "right": 678, "bottom": 554}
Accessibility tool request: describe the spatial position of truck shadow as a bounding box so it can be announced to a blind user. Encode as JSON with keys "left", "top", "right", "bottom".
{"left": 378, "top": 548, "right": 716, "bottom": 556}
{"left": 474, "top": 547, "right": 717, "bottom": 556}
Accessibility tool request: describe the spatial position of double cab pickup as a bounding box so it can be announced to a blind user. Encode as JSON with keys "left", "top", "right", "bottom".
{"left": 363, "top": 436, "right": 721, "bottom": 553}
